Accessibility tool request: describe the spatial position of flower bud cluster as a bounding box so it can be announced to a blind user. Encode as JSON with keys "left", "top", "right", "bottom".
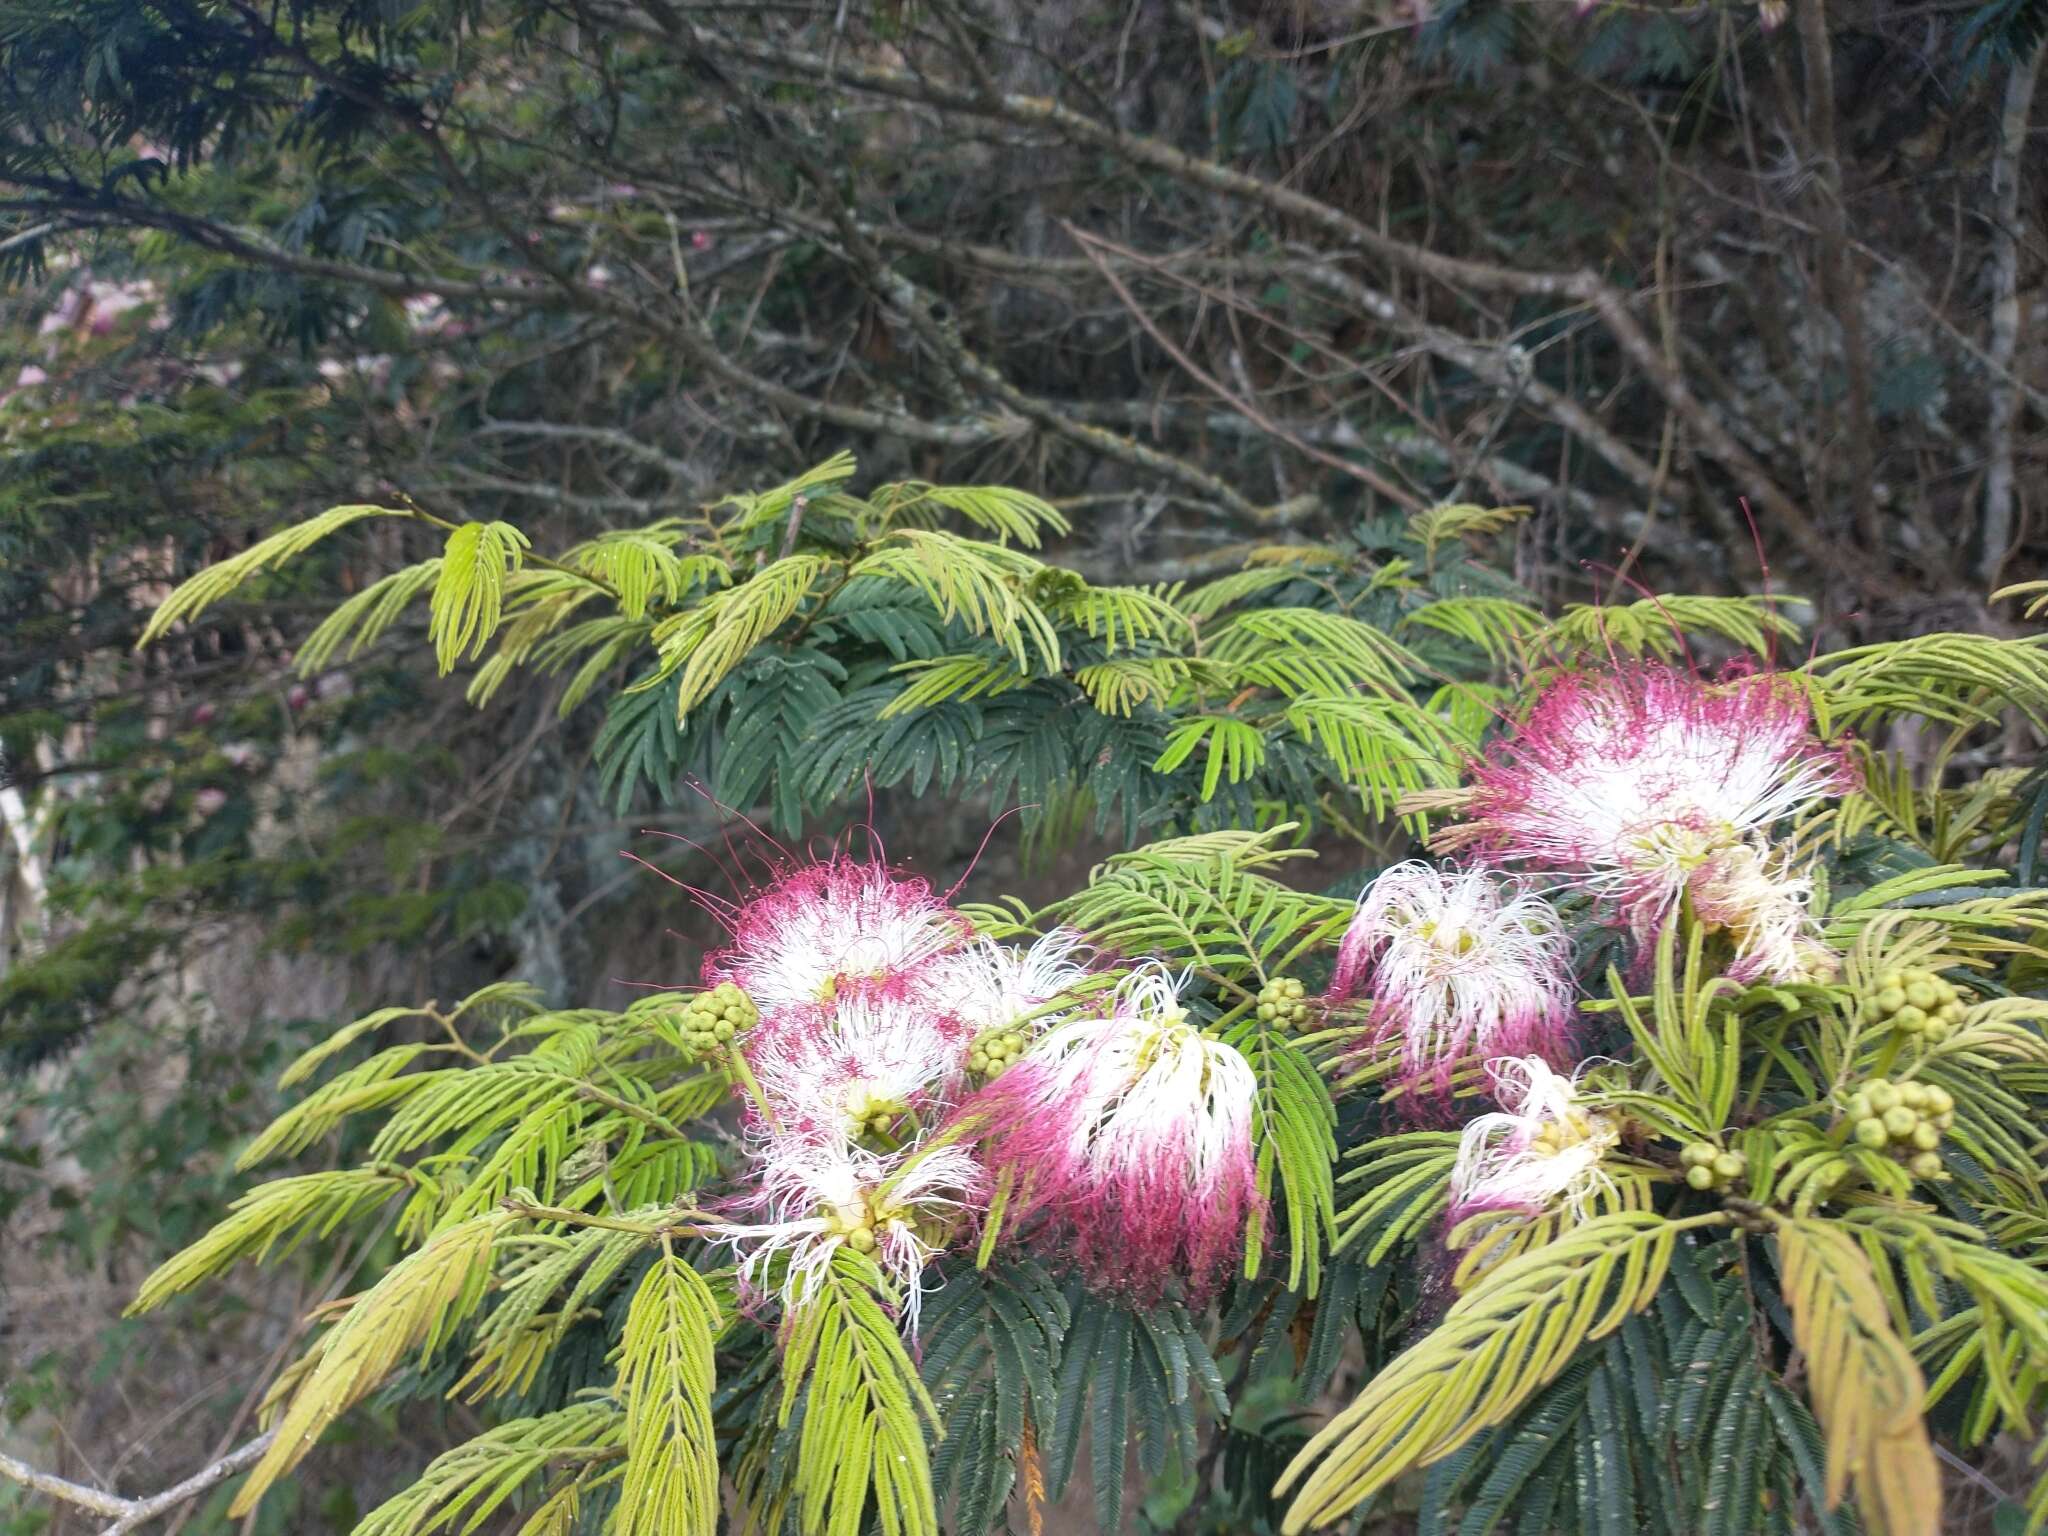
{"left": 842, "top": 1082, "right": 909, "bottom": 1142}
{"left": 1256, "top": 976, "right": 1312, "bottom": 1031}
{"left": 1678, "top": 1142, "right": 1747, "bottom": 1192}
{"left": 679, "top": 981, "right": 757, "bottom": 1053}
{"left": 966, "top": 1026, "right": 1026, "bottom": 1083}
{"left": 1860, "top": 969, "right": 1966, "bottom": 1042}
{"left": 1843, "top": 1078, "right": 1954, "bottom": 1181}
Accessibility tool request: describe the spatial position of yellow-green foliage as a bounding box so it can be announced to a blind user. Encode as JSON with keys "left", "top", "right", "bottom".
{"left": 128, "top": 463, "right": 2048, "bottom": 1536}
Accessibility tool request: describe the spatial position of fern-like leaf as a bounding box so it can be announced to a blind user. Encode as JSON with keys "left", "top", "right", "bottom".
{"left": 1278, "top": 1211, "right": 1724, "bottom": 1530}
{"left": 129, "top": 1168, "right": 411, "bottom": 1313}
{"left": 231, "top": 1212, "right": 509, "bottom": 1514}
{"left": 645, "top": 553, "right": 831, "bottom": 721}
{"left": 139, "top": 505, "right": 404, "bottom": 647}
{"left": 351, "top": 1402, "right": 620, "bottom": 1536}
{"left": 615, "top": 1250, "right": 722, "bottom": 1536}
{"left": 430, "top": 521, "right": 532, "bottom": 673}
{"left": 1772, "top": 1216, "right": 1940, "bottom": 1536}
{"left": 780, "top": 1249, "right": 942, "bottom": 1536}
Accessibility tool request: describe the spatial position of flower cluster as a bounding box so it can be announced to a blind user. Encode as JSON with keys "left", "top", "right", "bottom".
{"left": 968, "top": 966, "right": 1262, "bottom": 1301}
{"left": 1323, "top": 664, "right": 1853, "bottom": 1243}
{"left": 1445, "top": 662, "right": 1852, "bottom": 983}
{"left": 1330, "top": 861, "right": 1575, "bottom": 1092}
{"left": 1447, "top": 1055, "right": 1619, "bottom": 1228}
{"left": 693, "top": 847, "right": 1261, "bottom": 1325}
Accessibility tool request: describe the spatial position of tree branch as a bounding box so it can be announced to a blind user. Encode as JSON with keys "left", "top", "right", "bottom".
{"left": 1794, "top": 0, "right": 1879, "bottom": 538}
{"left": 1982, "top": 42, "right": 2043, "bottom": 589}
{"left": 654, "top": 11, "right": 1889, "bottom": 594}
{"left": 1061, "top": 221, "right": 1425, "bottom": 512}
{"left": 0, "top": 1431, "right": 277, "bottom": 1534}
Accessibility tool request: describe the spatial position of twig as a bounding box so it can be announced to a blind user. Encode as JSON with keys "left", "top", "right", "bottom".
{"left": 1062, "top": 221, "right": 1424, "bottom": 513}
{"left": 1981, "top": 42, "right": 2043, "bottom": 589}
{"left": 0, "top": 1432, "right": 277, "bottom": 1533}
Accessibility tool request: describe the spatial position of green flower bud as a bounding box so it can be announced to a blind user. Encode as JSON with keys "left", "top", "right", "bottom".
{"left": 1899, "top": 1083, "right": 1928, "bottom": 1110}
{"left": 1855, "top": 1117, "right": 1890, "bottom": 1149}
{"left": 1909, "top": 1122, "right": 1940, "bottom": 1152}
{"left": 1903, "top": 981, "right": 1938, "bottom": 1011}
{"left": 1712, "top": 1152, "right": 1744, "bottom": 1180}
{"left": 1867, "top": 1082, "right": 1900, "bottom": 1112}
{"left": 1882, "top": 1105, "right": 1918, "bottom": 1139}
{"left": 1686, "top": 1165, "right": 1716, "bottom": 1190}
{"left": 1907, "top": 1152, "right": 1944, "bottom": 1180}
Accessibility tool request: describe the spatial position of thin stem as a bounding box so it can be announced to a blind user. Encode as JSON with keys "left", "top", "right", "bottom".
{"left": 721, "top": 1044, "right": 783, "bottom": 1137}
{"left": 500, "top": 1198, "right": 707, "bottom": 1236}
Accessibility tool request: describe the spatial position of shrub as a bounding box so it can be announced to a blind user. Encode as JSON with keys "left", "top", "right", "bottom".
{"left": 124, "top": 466, "right": 2048, "bottom": 1535}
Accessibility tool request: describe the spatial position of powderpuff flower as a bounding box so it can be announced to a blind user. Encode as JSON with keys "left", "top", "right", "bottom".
{"left": 701, "top": 854, "right": 970, "bottom": 1017}
{"left": 1447, "top": 1056, "right": 1618, "bottom": 1229}
{"left": 925, "top": 928, "right": 1094, "bottom": 1040}
{"left": 705, "top": 1137, "right": 984, "bottom": 1335}
{"left": 1443, "top": 664, "right": 1852, "bottom": 979}
{"left": 965, "top": 965, "right": 1259, "bottom": 1299}
{"left": 747, "top": 991, "right": 979, "bottom": 1142}
{"left": 1330, "top": 862, "right": 1574, "bottom": 1088}
{"left": 1688, "top": 842, "right": 1836, "bottom": 983}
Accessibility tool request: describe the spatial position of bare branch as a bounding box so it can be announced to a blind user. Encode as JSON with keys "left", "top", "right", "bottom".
{"left": 655, "top": 13, "right": 1885, "bottom": 591}
{"left": 0, "top": 1431, "right": 277, "bottom": 1534}
{"left": 1061, "top": 222, "right": 1425, "bottom": 512}
{"left": 1982, "top": 43, "right": 2043, "bottom": 589}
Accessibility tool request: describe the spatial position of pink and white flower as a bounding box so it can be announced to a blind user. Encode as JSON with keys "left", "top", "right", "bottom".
{"left": 965, "top": 965, "right": 1259, "bottom": 1299}
{"left": 701, "top": 853, "right": 970, "bottom": 1017}
{"left": 1330, "top": 862, "right": 1574, "bottom": 1088}
{"left": 747, "top": 991, "right": 978, "bottom": 1141}
{"left": 925, "top": 927, "right": 1094, "bottom": 1039}
{"left": 1447, "top": 1055, "right": 1618, "bottom": 1228}
{"left": 1443, "top": 664, "right": 1852, "bottom": 982}
{"left": 1687, "top": 842, "right": 1834, "bottom": 983}
{"left": 706, "top": 1136, "right": 984, "bottom": 1336}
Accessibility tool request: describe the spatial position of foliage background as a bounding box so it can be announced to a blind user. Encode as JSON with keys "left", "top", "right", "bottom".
{"left": 2, "top": 0, "right": 2046, "bottom": 1531}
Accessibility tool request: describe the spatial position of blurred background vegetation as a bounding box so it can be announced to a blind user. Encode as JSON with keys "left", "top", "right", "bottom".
{"left": 2, "top": 0, "right": 2044, "bottom": 1529}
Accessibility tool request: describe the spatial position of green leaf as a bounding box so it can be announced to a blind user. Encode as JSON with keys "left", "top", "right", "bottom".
{"left": 615, "top": 1251, "right": 721, "bottom": 1536}
{"left": 779, "top": 1250, "right": 942, "bottom": 1536}
{"left": 430, "top": 520, "right": 532, "bottom": 673}
{"left": 1280, "top": 1212, "right": 1723, "bottom": 1530}
{"left": 139, "top": 505, "right": 405, "bottom": 647}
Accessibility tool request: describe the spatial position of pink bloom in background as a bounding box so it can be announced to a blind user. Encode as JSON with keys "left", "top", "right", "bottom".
{"left": 966, "top": 964, "right": 1260, "bottom": 1300}
{"left": 1446, "top": 663, "right": 1853, "bottom": 982}
{"left": 701, "top": 852, "right": 970, "bottom": 1017}
{"left": 1330, "top": 861, "right": 1574, "bottom": 1090}
{"left": 1446, "top": 1055, "right": 1617, "bottom": 1231}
